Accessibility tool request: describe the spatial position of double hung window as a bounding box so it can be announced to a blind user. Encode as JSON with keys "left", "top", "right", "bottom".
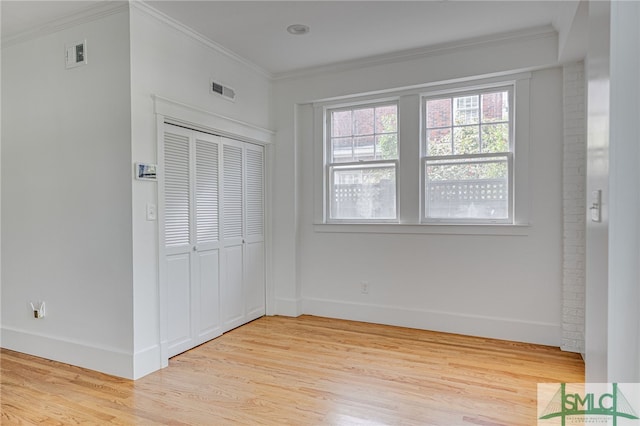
{"left": 423, "top": 88, "right": 513, "bottom": 223}
{"left": 320, "top": 78, "right": 524, "bottom": 229}
{"left": 326, "top": 103, "right": 398, "bottom": 222}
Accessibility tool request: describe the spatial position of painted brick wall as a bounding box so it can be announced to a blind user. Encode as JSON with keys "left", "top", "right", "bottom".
{"left": 562, "top": 62, "right": 586, "bottom": 354}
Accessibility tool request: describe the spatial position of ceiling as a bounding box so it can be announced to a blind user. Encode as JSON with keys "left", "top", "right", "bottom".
{"left": 2, "top": 1, "right": 582, "bottom": 76}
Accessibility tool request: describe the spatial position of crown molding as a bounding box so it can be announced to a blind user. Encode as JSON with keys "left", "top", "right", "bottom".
{"left": 1, "top": 1, "right": 129, "bottom": 48}
{"left": 273, "top": 25, "right": 558, "bottom": 82}
{"left": 130, "top": 1, "right": 272, "bottom": 80}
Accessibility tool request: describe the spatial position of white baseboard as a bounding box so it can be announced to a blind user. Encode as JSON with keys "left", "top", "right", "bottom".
{"left": 274, "top": 297, "right": 302, "bottom": 317}
{"left": 1, "top": 326, "right": 134, "bottom": 379}
{"left": 301, "top": 298, "right": 561, "bottom": 347}
{"left": 133, "top": 344, "right": 163, "bottom": 379}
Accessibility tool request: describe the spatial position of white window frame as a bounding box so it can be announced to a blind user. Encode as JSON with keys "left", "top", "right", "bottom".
{"left": 312, "top": 72, "right": 531, "bottom": 235}
{"left": 422, "top": 85, "right": 515, "bottom": 224}
{"left": 324, "top": 100, "right": 400, "bottom": 224}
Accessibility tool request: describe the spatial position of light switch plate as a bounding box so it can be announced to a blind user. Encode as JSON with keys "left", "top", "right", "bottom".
{"left": 146, "top": 203, "right": 157, "bottom": 221}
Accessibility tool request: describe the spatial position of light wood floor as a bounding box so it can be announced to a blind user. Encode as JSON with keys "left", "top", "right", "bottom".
{"left": 1, "top": 315, "right": 583, "bottom": 425}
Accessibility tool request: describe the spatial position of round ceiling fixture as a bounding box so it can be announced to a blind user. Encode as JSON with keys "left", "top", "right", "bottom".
{"left": 286, "top": 24, "right": 310, "bottom": 35}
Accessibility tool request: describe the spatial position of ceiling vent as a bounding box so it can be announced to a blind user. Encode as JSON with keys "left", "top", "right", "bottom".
{"left": 210, "top": 80, "right": 236, "bottom": 101}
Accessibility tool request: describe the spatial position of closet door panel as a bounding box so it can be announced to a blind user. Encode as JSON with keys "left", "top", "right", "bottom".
{"left": 221, "top": 140, "right": 245, "bottom": 331}
{"left": 194, "top": 134, "right": 222, "bottom": 341}
{"left": 166, "top": 254, "right": 192, "bottom": 351}
{"left": 197, "top": 249, "right": 220, "bottom": 338}
{"left": 244, "top": 144, "right": 265, "bottom": 318}
{"left": 164, "top": 126, "right": 195, "bottom": 357}
{"left": 245, "top": 241, "right": 265, "bottom": 318}
{"left": 221, "top": 245, "right": 244, "bottom": 329}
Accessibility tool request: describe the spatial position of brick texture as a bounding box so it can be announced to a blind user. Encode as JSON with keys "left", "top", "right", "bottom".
{"left": 562, "top": 62, "right": 586, "bottom": 354}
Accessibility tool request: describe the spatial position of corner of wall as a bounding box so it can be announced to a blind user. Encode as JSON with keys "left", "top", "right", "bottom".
{"left": 274, "top": 298, "right": 303, "bottom": 317}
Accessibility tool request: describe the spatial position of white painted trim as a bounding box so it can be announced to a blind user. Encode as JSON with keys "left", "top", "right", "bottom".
{"left": 131, "top": 1, "right": 271, "bottom": 79}
{"left": 274, "top": 26, "right": 557, "bottom": 81}
{"left": 153, "top": 95, "right": 275, "bottom": 145}
{"left": 2, "top": 2, "right": 128, "bottom": 47}
{"left": 302, "top": 298, "right": 561, "bottom": 347}
{"left": 1, "top": 326, "right": 133, "bottom": 379}
{"left": 133, "top": 344, "right": 162, "bottom": 380}
{"left": 314, "top": 223, "right": 529, "bottom": 236}
{"left": 156, "top": 115, "right": 169, "bottom": 371}
{"left": 264, "top": 144, "right": 275, "bottom": 316}
{"left": 274, "top": 298, "right": 303, "bottom": 317}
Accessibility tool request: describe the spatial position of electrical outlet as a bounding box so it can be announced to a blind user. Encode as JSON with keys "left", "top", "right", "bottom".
{"left": 30, "top": 301, "right": 46, "bottom": 319}
{"left": 360, "top": 281, "right": 369, "bottom": 294}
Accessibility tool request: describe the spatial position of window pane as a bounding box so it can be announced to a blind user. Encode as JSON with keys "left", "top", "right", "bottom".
{"left": 482, "top": 91, "right": 509, "bottom": 123}
{"left": 375, "top": 105, "right": 397, "bottom": 133}
{"left": 354, "top": 136, "right": 375, "bottom": 161}
{"left": 332, "top": 110, "right": 352, "bottom": 137}
{"left": 454, "top": 125, "right": 480, "bottom": 154}
{"left": 426, "top": 98, "right": 451, "bottom": 128}
{"left": 353, "top": 108, "right": 375, "bottom": 135}
{"left": 453, "top": 95, "right": 479, "bottom": 125}
{"left": 376, "top": 134, "right": 398, "bottom": 160}
{"left": 427, "top": 128, "right": 452, "bottom": 156}
{"left": 332, "top": 137, "right": 353, "bottom": 163}
{"left": 425, "top": 157, "right": 509, "bottom": 220}
{"left": 331, "top": 166, "right": 396, "bottom": 220}
{"left": 330, "top": 103, "right": 397, "bottom": 166}
{"left": 482, "top": 123, "right": 509, "bottom": 153}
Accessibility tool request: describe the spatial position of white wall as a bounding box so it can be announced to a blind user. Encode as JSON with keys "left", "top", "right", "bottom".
{"left": 128, "top": 4, "right": 272, "bottom": 378}
{"left": 585, "top": 0, "right": 610, "bottom": 383}
{"left": 607, "top": 0, "right": 640, "bottom": 383}
{"left": 584, "top": 0, "right": 640, "bottom": 384}
{"left": 1, "top": 8, "right": 134, "bottom": 377}
{"left": 272, "top": 30, "right": 567, "bottom": 345}
{"left": 0, "top": 2, "right": 3, "bottom": 348}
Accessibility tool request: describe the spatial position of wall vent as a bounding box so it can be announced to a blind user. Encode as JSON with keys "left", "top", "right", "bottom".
{"left": 210, "top": 80, "right": 236, "bottom": 101}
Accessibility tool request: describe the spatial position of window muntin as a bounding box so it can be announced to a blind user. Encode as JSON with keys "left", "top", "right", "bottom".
{"left": 423, "top": 88, "right": 512, "bottom": 223}
{"left": 327, "top": 103, "right": 398, "bottom": 222}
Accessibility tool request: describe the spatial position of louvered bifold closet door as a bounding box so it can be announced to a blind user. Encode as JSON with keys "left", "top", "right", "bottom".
{"left": 194, "top": 134, "right": 222, "bottom": 342}
{"left": 244, "top": 144, "right": 266, "bottom": 320}
{"left": 163, "top": 124, "right": 266, "bottom": 353}
{"left": 221, "top": 140, "right": 245, "bottom": 330}
{"left": 163, "top": 127, "right": 194, "bottom": 354}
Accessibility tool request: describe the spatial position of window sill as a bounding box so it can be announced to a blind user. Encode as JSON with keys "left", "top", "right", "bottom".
{"left": 314, "top": 222, "right": 530, "bottom": 236}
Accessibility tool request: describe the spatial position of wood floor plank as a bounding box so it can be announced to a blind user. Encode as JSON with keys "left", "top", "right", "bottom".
{"left": 1, "top": 315, "right": 584, "bottom": 425}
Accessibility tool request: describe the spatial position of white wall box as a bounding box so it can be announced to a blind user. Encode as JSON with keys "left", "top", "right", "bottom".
{"left": 65, "top": 39, "right": 87, "bottom": 68}
{"left": 161, "top": 124, "right": 265, "bottom": 357}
